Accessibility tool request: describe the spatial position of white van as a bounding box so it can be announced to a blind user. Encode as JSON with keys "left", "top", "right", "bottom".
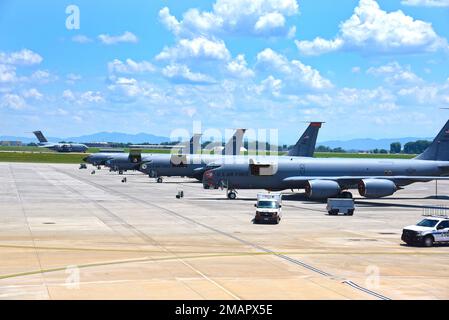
{"left": 254, "top": 193, "right": 282, "bottom": 224}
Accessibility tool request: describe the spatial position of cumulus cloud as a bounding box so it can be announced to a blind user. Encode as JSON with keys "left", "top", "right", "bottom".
{"left": 71, "top": 35, "right": 93, "bottom": 44}
{"left": 367, "top": 62, "right": 422, "bottom": 85}
{"left": 0, "top": 49, "right": 42, "bottom": 65}
{"left": 80, "top": 91, "right": 105, "bottom": 103}
{"left": 22, "top": 88, "right": 43, "bottom": 100}
{"left": 98, "top": 31, "right": 138, "bottom": 45}
{"left": 156, "top": 37, "right": 230, "bottom": 61}
{"left": 158, "top": 0, "right": 299, "bottom": 38}
{"left": 295, "top": 0, "right": 449, "bottom": 55}
{"left": 108, "top": 59, "right": 156, "bottom": 74}
{"left": 226, "top": 54, "right": 255, "bottom": 78}
{"left": 254, "top": 76, "right": 283, "bottom": 97}
{"left": 256, "top": 48, "right": 332, "bottom": 90}
{"left": 162, "top": 64, "right": 215, "bottom": 84}
{"left": 401, "top": 0, "right": 449, "bottom": 7}
{"left": 0, "top": 93, "right": 27, "bottom": 109}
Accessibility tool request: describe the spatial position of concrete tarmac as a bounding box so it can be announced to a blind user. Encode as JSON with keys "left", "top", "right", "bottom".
{"left": 0, "top": 163, "right": 448, "bottom": 299}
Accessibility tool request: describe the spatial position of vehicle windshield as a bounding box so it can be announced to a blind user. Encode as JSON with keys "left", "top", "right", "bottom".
{"left": 257, "top": 200, "right": 278, "bottom": 209}
{"left": 417, "top": 219, "right": 439, "bottom": 228}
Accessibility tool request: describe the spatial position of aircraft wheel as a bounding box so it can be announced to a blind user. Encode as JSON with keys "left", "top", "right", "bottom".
{"left": 157, "top": 177, "right": 163, "bottom": 183}
{"left": 227, "top": 191, "right": 237, "bottom": 200}
{"left": 119, "top": 170, "right": 123, "bottom": 175}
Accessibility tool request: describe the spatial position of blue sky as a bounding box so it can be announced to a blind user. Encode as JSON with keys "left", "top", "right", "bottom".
{"left": 0, "top": 0, "right": 449, "bottom": 143}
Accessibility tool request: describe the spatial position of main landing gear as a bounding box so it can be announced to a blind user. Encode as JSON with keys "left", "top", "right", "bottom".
{"left": 227, "top": 189, "right": 237, "bottom": 200}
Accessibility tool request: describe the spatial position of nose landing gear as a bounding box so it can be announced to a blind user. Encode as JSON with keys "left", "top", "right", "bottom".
{"left": 227, "top": 189, "right": 237, "bottom": 200}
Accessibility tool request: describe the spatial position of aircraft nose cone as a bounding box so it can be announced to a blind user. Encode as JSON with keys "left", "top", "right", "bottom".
{"left": 82, "top": 156, "right": 89, "bottom": 163}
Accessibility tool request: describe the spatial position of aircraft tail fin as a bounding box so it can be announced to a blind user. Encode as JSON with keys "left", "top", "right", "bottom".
{"left": 415, "top": 119, "right": 449, "bottom": 161}
{"left": 222, "top": 129, "right": 246, "bottom": 155}
{"left": 189, "top": 134, "right": 202, "bottom": 154}
{"left": 33, "top": 131, "right": 48, "bottom": 143}
{"left": 288, "top": 122, "right": 323, "bottom": 157}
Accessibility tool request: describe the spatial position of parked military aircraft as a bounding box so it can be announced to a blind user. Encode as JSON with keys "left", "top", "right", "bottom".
{"left": 33, "top": 131, "right": 88, "bottom": 153}
{"left": 106, "top": 129, "right": 246, "bottom": 181}
{"left": 138, "top": 123, "right": 322, "bottom": 183}
{"left": 203, "top": 120, "right": 449, "bottom": 200}
{"left": 83, "top": 134, "right": 203, "bottom": 172}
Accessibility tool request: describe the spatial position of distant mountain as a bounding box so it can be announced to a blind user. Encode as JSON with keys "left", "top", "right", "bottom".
{"left": 0, "top": 132, "right": 171, "bottom": 144}
{"left": 317, "top": 137, "right": 433, "bottom": 151}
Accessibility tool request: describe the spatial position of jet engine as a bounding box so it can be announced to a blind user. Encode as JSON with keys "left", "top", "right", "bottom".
{"left": 358, "top": 179, "right": 397, "bottom": 198}
{"left": 305, "top": 180, "right": 341, "bottom": 200}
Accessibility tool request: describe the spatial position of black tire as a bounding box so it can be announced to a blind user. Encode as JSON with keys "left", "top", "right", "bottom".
{"left": 275, "top": 217, "right": 280, "bottom": 224}
{"left": 423, "top": 235, "right": 434, "bottom": 247}
{"left": 346, "top": 209, "right": 354, "bottom": 216}
{"left": 157, "top": 177, "right": 163, "bottom": 183}
{"left": 228, "top": 192, "right": 237, "bottom": 200}
{"left": 340, "top": 191, "right": 353, "bottom": 199}
{"left": 328, "top": 210, "right": 338, "bottom": 215}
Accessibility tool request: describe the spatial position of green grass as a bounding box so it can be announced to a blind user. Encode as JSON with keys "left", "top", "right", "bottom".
{"left": 314, "top": 152, "right": 415, "bottom": 159}
{"left": 0, "top": 152, "right": 86, "bottom": 164}
{"left": 0, "top": 149, "right": 417, "bottom": 164}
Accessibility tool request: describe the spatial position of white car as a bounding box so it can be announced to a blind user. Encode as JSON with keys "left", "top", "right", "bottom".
{"left": 401, "top": 216, "right": 449, "bottom": 247}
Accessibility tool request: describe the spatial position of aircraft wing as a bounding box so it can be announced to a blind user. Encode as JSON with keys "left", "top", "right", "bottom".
{"left": 283, "top": 176, "right": 449, "bottom": 183}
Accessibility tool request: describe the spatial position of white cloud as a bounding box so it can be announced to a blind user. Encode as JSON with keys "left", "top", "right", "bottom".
{"left": 226, "top": 54, "right": 255, "bottom": 78}
{"left": 162, "top": 64, "right": 215, "bottom": 84}
{"left": 296, "top": 0, "right": 449, "bottom": 55}
{"left": 156, "top": 37, "right": 230, "bottom": 61}
{"left": 256, "top": 48, "right": 332, "bottom": 90}
{"left": 401, "top": 0, "right": 449, "bottom": 7}
{"left": 158, "top": 0, "right": 299, "bottom": 38}
{"left": 62, "top": 89, "right": 75, "bottom": 100}
{"left": 0, "top": 93, "right": 27, "bottom": 109}
{"left": 71, "top": 35, "right": 93, "bottom": 44}
{"left": 66, "top": 73, "right": 82, "bottom": 84}
{"left": 255, "top": 76, "right": 283, "bottom": 97}
{"left": 98, "top": 31, "right": 138, "bottom": 45}
{"left": 295, "top": 38, "right": 343, "bottom": 56}
{"left": 108, "top": 59, "right": 156, "bottom": 74}
{"left": 367, "top": 62, "right": 422, "bottom": 85}
{"left": 80, "top": 91, "right": 105, "bottom": 103}
{"left": 0, "top": 49, "right": 42, "bottom": 65}
{"left": 22, "top": 88, "right": 43, "bottom": 100}
{"left": 0, "top": 64, "right": 17, "bottom": 83}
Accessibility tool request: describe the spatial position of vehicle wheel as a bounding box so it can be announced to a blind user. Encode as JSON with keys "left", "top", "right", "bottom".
{"left": 423, "top": 236, "right": 434, "bottom": 247}
{"left": 346, "top": 209, "right": 354, "bottom": 216}
{"left": 328, "top": 210, "right": 338, "bottom": 215}
{"left": 227, "top": 191, "right": 237, "bottom": 200}
{"left": 340, "top": 191, "right": 353, "bottom": 199}
{"left": 275, "top": 217, "right": 280, "bottom": 224}
{"left": 118, "top": 170, "right": 123, "bottom": 175}
{"left": 157, "top": 177, "right": 163, "bottom": 183}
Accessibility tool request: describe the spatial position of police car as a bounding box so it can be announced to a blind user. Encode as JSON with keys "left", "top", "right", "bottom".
{"left": 401, "top": 215, "right": 449, "bottom": 247}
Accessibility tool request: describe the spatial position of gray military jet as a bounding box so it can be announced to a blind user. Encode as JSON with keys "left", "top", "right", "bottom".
{"left": 33, "top": 130, "right": 88, "bottom": 153}
{"left": 83, "top": 133, "right": 203, "bottom": 173}
{"left": 138, "top": 123, "right": 322, "bottom": 184}
{"left": 203, "top": 120, "right": 449, "bottom": 200}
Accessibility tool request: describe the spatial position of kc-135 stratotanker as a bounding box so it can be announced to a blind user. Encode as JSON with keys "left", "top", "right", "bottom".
{"left": 203, "top": 120, "right": 449, "bottom": 200}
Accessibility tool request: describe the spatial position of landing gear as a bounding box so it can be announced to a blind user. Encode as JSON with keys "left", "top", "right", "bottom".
{"left": 227, "top": 190, "right": 237, "bottom": 200}
{"left": 157, "top": 177, "right": 163, "bottom": 183}
{"left": 340, "top": 191, "right": 353, "bottom": 199}
{"left": 97, "top": 165, "right": 101, "bottom": 170}
{"left": 118, "top": 170, "right": 123, "bottom": 175}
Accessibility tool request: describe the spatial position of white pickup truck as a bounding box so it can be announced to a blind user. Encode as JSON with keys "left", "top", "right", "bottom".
{"left": 402, "top": 215, "right": 449, "bottom": 247}
{"left": 254, "top": 193, "right": 282, "bottom": 224}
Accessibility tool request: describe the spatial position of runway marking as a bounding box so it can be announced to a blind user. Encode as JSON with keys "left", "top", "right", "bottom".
{"left": 51, "top": 167, "right": 391, "bottom": 300}
{"left": 7, "top": 165, "right": 51, "bottom": 299}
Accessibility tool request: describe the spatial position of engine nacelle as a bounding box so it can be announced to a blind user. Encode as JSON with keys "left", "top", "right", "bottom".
{"left": 305, "top": 180, "right": 341, "bottom": 200}
{"left": 358, "top": 179, "right": 397, "bottom": 198}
